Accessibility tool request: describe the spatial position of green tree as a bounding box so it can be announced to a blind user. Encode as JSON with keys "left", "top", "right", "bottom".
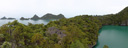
{"left": 70, "top": 40, "right": 84, "bottom": 48}
{"left": 103, "top": 45, "right": 109, "bottom": 48}
{"left": 54, "top": 44, "right": 61, "bottom": 48}
{"left": 0, "top": 34, "right": 4, "bottom": 42}
{"left": 1, "top": 41, "right": 11, "bottom": 48}
{"left": 31, "top": 33, "right": 45, "bottom": 47}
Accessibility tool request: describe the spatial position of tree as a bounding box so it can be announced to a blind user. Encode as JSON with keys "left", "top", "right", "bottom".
{"left": 0, "top": 34, "right": 4, "bottom": 42}
{"left": 103, "top": 45, "right": 109, "bottom": 48}
{"left": 1, "top": 41, "right": 11, "bottom": 48}
{"left": 31, "top": 33, "right": 45, "bottom": 46}
{"left": 70, "top": 40, "right": 84, "bottom": 48}
{"left": 54, "top": 44, "right": 61, "bottom": 48}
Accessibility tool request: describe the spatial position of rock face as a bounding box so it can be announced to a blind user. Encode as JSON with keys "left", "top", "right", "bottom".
{"left": 31, "top": 14, "right": 40, "bottom": 20}
{"left": 41, "top": 13, "right": 65, "bottom": 19}
{"left": 1, "top": 16, "right": 7, "bottom": 19}
{"left": 120, "top": 20, "right": 128, "bottom": 26}
{"left": 46, "top": 27, "right": 66, "bottom": 38}
{"left": 117, "top": 7, "right": 128, "bottom": 26}
{"left": 20, "top": 17, "right": 29, "bottom": 20}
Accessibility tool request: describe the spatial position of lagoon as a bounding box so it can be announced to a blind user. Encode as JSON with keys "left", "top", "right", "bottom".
{"left": 95, "top": 25, "right": 128, "bottom": 48}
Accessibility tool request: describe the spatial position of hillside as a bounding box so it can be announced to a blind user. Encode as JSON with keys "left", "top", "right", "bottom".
{"left": 41, "top": 13, "right": 65, "bottom": 19}
{"left": 30, "top": 13, "right": 65, "bottom": 20}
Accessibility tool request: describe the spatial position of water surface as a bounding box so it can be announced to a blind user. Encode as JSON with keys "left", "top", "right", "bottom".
{"left": 95, "top": 25, "right": 128, "bottom": 48}
{"left": 0, "top": 19, "right": 55, "bottom": 26}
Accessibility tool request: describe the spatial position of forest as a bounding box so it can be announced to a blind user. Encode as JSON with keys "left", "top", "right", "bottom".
{"left": 0, "top": 7, "right": 128, "bottom": 48}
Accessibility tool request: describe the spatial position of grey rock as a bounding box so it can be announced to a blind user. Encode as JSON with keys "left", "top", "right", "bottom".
{"left": 46, "top": 27, "right": 66, "bottom": 38}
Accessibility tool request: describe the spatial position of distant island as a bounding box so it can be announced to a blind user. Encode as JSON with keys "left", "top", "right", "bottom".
{"left": 1, "top": 16, "right": 7, "bottom": 19}
{"left": 0, "top": 16, "right": 15, "bottom": 20}
{"left": 40, "top": 13, "right": 65, "bottom": 19}
{"left": 7, "top": 18, "right": 16, "bottom": 20}
{"left": 20, "top": 13, "right": 65, "bottom": 20}
{"left": 0, "top": 13, "right": 65, "bottom": 20}
{"left": 20, "top": 17, "right": 29, "bottom": 20}
{"left": 31, "top": 14, "right": 40, "bottom": 20}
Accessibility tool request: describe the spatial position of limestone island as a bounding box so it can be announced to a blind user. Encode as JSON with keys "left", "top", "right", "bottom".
{"left": 41, "top": 13, "right": 65, "bottom": 19}
{"left": 0, "top": 16, "right": 15, "bottom": 20}
{"left": 30, "top": 13, "right": 65, "bottom": 20}
{"left": 0, "top": 16, "right": 7, "bottom": 20}
{"left": 31, "top": 14, "right": 40, "bottom": 20}
{"left": 7, "top": 17, "right": 16, "bottom": 20}
{"left": 20, "top": 17, "right": 29, "bottom": 20}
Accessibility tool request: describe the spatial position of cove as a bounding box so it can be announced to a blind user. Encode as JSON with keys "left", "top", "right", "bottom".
{"left": 95, "top": 25, "right": 128, "bottom": 48}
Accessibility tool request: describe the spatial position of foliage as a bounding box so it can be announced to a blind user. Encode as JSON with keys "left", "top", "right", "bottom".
{"left": 0, "top": 15, "right": 103, "bottom": 48}
{"left": 1, "top": 41, "right": 11, "bottom": 48}
{"left": 70, "top": 40, "right": 85, "bottom": 48}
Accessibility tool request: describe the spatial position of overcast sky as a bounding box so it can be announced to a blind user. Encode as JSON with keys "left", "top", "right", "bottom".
{"left": 0, "top": 0, "right": 128, "bottom": 18}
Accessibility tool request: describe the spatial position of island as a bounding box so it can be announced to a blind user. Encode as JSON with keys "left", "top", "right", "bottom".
{"left": 0, "top": 16, "right": 7, "bottom": 19}
{"left": 0, "top": 16, "right": 15, "bottom": 20}
{"left": 20, "top": 17, "right": 29, "bottom": 20}
{"left": 30, "top": 14, "right": 40, "bottom": 20}
{"left": 7, "top": 17, "right": 16, "bottom": 20}
{"left": 30, "top": 13, "right": 65, "bottom": 20}
{"left": 41, "top": 13, "right": 65, "bottom": 19}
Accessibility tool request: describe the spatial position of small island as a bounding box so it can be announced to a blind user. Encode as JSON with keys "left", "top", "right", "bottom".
{"left": 0, "top": 16, "right": 15, "bottom": 20}
{"left": 0, "top": 16, "right": 7, "bottom": 19}
{"left": 20, "top": 17, "right": 29, "bottom": 20}
{"left": 7, "top": 17, "right": 15, "bottom": 20}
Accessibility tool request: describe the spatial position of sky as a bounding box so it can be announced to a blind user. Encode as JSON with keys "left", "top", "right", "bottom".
{"left": 0, "top": 0, "right": 128, "bottom": 18}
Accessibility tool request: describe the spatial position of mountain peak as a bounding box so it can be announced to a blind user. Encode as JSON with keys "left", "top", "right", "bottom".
{"left": 31, "top": 14, "right": 40, "bottom": 20}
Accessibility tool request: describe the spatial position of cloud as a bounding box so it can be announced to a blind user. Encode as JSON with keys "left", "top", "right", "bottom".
{"left": 0, "top": 0, "right": 127, "bottom": 18}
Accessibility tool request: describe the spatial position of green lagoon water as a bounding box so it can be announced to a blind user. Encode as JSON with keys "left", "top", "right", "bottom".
{"left": 95, "top": 25, "right": 128, "bottom": 48}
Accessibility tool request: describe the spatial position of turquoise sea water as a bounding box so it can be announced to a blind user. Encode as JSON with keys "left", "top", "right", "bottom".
{"left": 95, "top": 25, "right": 128, "bottom": 48}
